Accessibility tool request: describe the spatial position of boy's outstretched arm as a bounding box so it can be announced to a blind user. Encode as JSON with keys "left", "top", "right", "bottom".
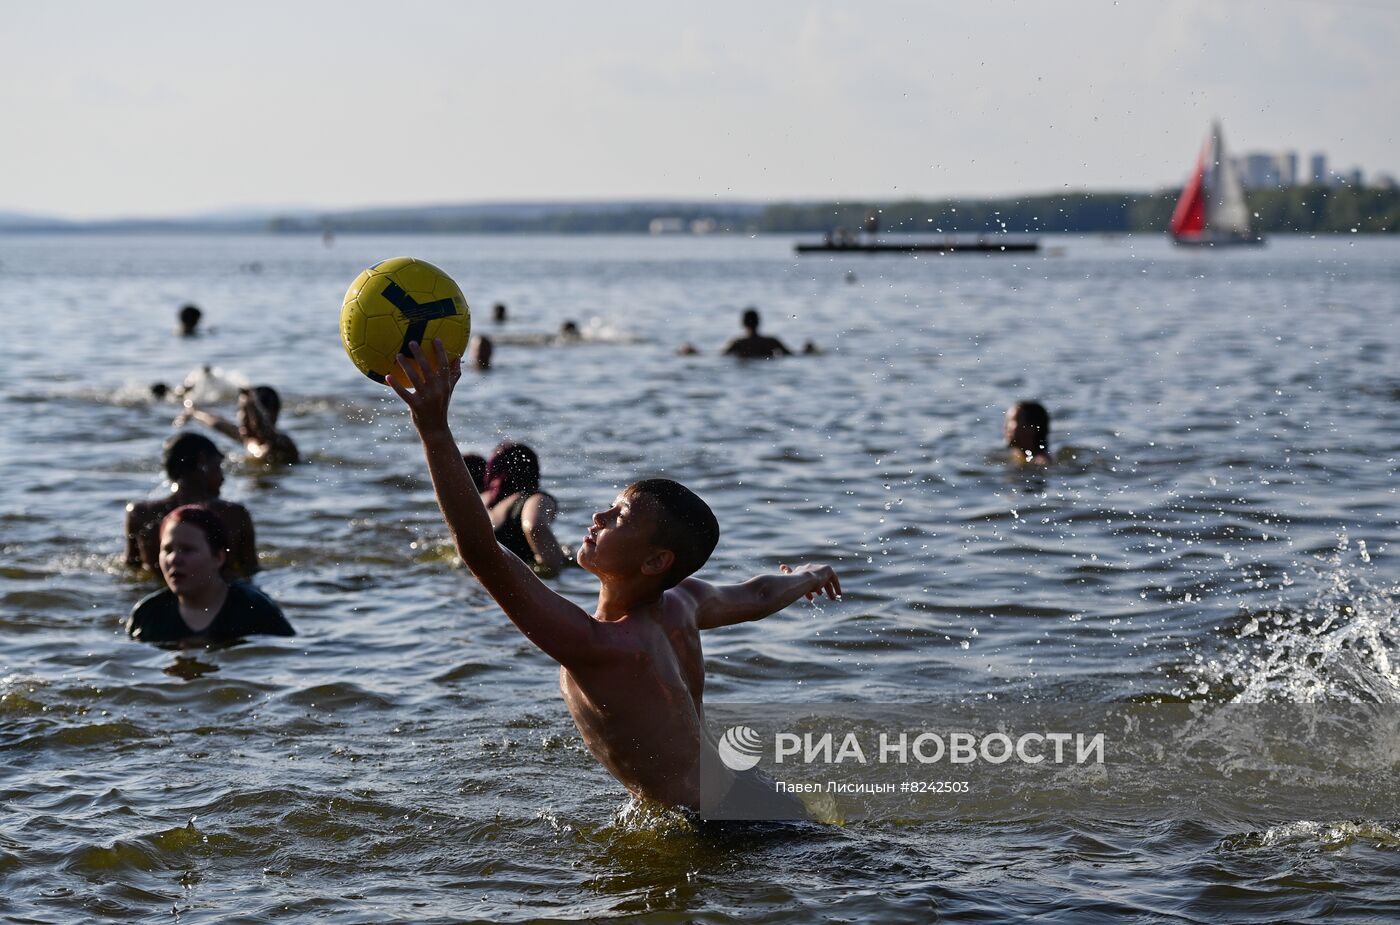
{"left": 681, "top": 564, "right": 842, "bottom": 631}
{"left": 387, "top": 339, "right": 603, "bottom": 666}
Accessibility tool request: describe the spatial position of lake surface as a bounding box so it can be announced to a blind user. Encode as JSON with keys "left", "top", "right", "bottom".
{"left": 1, "top": 232, "right": 1397, "bottom": 922}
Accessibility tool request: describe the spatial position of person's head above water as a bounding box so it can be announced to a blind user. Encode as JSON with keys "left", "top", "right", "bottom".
{"left": 559, "top": 320, "right": 581, "bottom": 340}
{"left": 236, "top": 385, "right": 281, "bottom": 439}
{"left": 462, "top": 452, "right": 487, "bottom": 490}
{"left": 741, "top": 307, "right": 761, "bottom": 333}
{"left": 158, "top": 504, "right": 229, "bottom": 594}
{"left": 492, "top": 302, "right": 508, "bottom": 323}
{"left": 163, "top": 432, "right": 223, "bottom": 489}
{"left": 482, "top": 441, "right": 541, "bottom": 506}
{"left": 581, "top": 479, "right": 719, "bottom": 590}
{"left": 470, "top": 334, "right": 494, "bottom": 370}
{"left": 1005, "top": 400, "right": 1051, "bottom": 459}
{"left": 178, "top": 303, "right": 202, "bottom": 336}
{"left": 251, "top": 386, "right": 281, "bottom": 422}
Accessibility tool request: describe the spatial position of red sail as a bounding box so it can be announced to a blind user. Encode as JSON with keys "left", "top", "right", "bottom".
{"left": 1169, "top": 148, "right": 1207, "bottom": 237}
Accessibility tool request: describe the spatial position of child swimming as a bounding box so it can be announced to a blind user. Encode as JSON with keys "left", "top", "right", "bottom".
{"left": 388, "top": 340, "right": 841, "bottom": 814}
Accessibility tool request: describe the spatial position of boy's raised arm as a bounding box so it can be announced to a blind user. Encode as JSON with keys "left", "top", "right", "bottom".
{"left": 387, "top": 340, "right": 602, "bottom": 665}
{"left": 682, "top": 563, "right": 842, "bottom": 631}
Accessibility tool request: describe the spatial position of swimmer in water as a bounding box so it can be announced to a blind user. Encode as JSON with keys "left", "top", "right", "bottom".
{"left": 1005, "top": 400, "right": 1052, "bottom": 466}
{"left": 722, "top": 307, "right": 794, "bottom": 359}
{"left": 177, "top": 385, "right": 300, "bottom": 465}
{"left": 126, "top": 432, "right": 258, "bottom": 580}
{"left": 388, "top": 339, "right": 840, "bottom": 816}
{"left": 127, "top": 504, "right": 292, "bottom": 644}
{"left": 557, "top": 320, "right": 582, "bottom": 343}
{"left": 479, "top": 442, "right": 566, "bottom": 577}
{"left": 469, "top": 334, "right": 494, "bottom": 370}
{"left": 177, "top": 303, "right": 202, "bottom": 337}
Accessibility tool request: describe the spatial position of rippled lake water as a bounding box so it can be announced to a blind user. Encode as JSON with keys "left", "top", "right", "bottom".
{"left": 2, "top": 232, "right": 1397, "bottom": 922}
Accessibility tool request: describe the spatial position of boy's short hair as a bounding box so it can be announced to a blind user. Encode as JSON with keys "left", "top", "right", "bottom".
{"left": 626, "top": 478, "right": 719, "bottom": 589}
{"left": 741, "top": 307, "right": 761, "bottom": 330}
{"left": 164, "top": 432, "right": 219, "bottom": 481}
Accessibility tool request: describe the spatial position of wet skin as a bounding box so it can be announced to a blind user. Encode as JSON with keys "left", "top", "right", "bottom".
{"left": 389, "top": 339, "right": 841, "bottom": 808}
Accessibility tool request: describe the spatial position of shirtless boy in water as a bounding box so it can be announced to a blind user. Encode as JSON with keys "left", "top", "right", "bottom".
{"left": 389, "top": 340, "right": 841, "bottom": 812}
{"left": 126, "top": 432, "right": 258, "bottom": 580}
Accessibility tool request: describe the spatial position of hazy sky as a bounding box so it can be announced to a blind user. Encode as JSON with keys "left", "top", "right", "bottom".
{"left": 4, "top": 0, "right": 1396, "bottom": 219}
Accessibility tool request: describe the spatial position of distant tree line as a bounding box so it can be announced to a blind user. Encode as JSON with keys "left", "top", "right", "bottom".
{"left": 271, "top": 207, "right": 747, "bottom": 235}
{"left": 267, "top": 187, "right": 1398, "bottom": 235}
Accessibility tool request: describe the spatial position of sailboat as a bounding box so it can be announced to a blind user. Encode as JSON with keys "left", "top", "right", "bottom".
{"left": 1169, "top": 120, "right": 1264, "bottom": 246}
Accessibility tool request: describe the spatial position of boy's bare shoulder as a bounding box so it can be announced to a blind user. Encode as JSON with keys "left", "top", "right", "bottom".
{"left": 127, "top": 497, "right": 171, "bottom": 519}
{"left": 661, "top": 580, "right": 712, "bottom": 623}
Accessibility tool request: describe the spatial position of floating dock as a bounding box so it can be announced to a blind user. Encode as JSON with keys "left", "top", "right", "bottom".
{"left": 795, "top": 238, "right": 1040, "bottom": 255}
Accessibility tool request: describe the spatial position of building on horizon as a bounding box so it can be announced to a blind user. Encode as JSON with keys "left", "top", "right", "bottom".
{"left": 1232, "top": 149, "right": 1384, "bottom": 190}
{"left": 1310, "top": 153, "right": 1328, "bottom": 184}
{"left": 1337, "top": 167, "right": 1365, "bottom": 187}
{"left": 1242, "top": 153, "right": 1283, "bottom": 189}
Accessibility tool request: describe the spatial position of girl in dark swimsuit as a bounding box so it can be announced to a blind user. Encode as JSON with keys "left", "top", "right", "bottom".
{"left": 480, "top": 442, "right": 566, "bottom": 577}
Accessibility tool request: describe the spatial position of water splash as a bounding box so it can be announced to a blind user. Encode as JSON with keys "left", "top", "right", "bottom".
{"left": 1198, "top": 533, "right": 1400, "bottom": 703}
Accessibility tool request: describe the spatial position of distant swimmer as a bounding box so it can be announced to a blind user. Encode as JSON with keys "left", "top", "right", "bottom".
{"left": 177, "top": 303, "right": 202, "bottom": 337}
{"left": 469, "top": 334, "right": 494, "bottom": 370}
{"left": 802, "top": 340, "right": 823, "bottom": 355}
{"left": 557, "top": 320, "right": 582, "bottom": 343}
{"left": 480, "top": 441, "right": 565, "bottom": 577}
{"left": 387, "top": 339, "right": 840, "bottom": 816}
{"left": 177, "top": 385, "right": 300, "bottom": 465}
{"left": 675, "top": 342, "right": 701, "bottom": 356}
{"left": 128, "top": 504, "right": 292, "bottom": 644}
{"left": 492, "top": 302, "right": 508, "bottom": 324}
{"left": 126, "top": 433, "right": 258, "bottom": 580}
{"left": 722, "top": 307, "right": 794, "bottom": 359}
{"left": 1005, "top": 400, "right": 1052, "bottom": 466}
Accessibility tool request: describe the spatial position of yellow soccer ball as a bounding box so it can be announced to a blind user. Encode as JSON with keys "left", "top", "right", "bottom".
{"left": 340, "top": 257, "right": 471, "bottom": 382}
